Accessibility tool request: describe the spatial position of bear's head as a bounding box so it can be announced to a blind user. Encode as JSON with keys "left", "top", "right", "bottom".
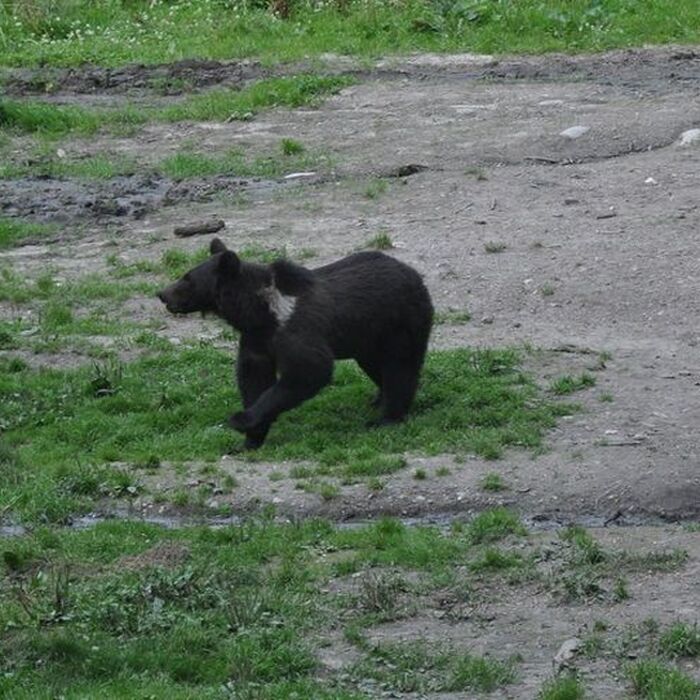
{"left": 157, "top": 238, "right": 277, "bottom": 331}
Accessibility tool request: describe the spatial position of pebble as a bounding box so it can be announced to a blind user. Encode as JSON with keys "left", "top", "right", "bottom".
{"left": 560, "top": 125, "right": 590, "bottom": 139}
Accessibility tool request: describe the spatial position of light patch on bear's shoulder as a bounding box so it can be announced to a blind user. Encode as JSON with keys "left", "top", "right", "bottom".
{"left": 262, "top": 285, "right": 297, "bottom": 324}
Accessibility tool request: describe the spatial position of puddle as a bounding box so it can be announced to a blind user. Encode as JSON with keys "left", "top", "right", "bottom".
{"left": 0, "top": 508, "right": 682, "bottom": 539}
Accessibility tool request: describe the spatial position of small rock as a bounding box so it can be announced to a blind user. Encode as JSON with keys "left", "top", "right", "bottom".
{"left": 560, "top": 125, "right": 590, "bottom": 139}
{"left": 539, "top": 99, "right": 564, "bottom": 107}
{"left": 553, "top": 637, "right": 582, "bottom": 671}
{"left": 481, "top": 316, "right": 494, "bottom": 325}
{"left": 564, "top": 198, "right": 579, "bottom": 205}
{"left": 56, "top": 148, "right": 67, "bottom": 159}
{"left": 284, "top": 172, "right": 316, "bottom": 180}
{"left": 644, "top": 177, "right": 658, "bottom": 185}
{"left": 596, "top": 208, "right": 617, "bottom": 220}
{"left": 678, "top": 128, "right": 700, "bottom": 146}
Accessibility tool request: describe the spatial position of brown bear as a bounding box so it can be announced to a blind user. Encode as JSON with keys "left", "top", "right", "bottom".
{"left": 157, "top": 238, "right": 433, "bottom": 449}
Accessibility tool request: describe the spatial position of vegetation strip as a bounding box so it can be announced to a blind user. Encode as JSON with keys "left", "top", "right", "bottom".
{"left": 1, "top": 0, "right": 700, "bottom": 68}
{"left": 0, "top": 75, "right": 354, "bottom": 135}
{"left": 0, "top": 344, "right": 573, "bottom": 523}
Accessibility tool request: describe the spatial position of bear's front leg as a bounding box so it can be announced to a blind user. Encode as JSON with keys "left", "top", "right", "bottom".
{"left": 230, "top": 340, "right": 333, "bottom": 446}
{"left": 234, "top": 335, "right": 276, "bottom": 449}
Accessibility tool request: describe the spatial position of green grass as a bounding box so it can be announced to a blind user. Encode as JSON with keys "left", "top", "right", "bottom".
{"left": 549, "top": 527, "right": 688, "bottom": 603}
{"left": 627, "top": 659, "right": 700, "bottom": 700}
{"left": 2, "top": 0, "right": 700, "bottom": 69}
{"left": 464, "top": 508, "right": 527, "bottom": 543}
{"left": 537, "top": 675, "right": 586, "bottom": 700}
{"left": 0, "top": 75, "right": 353, "bottom": 135}
{"left": 160, "top": 144, "right": 329, "bottom": 181}
{"left": 0, "top": 152, "right": 138, "bottom": 180}
{"left": 0, "top": 216, "right": 55, "bottom": 248}
{"left": 0, "top": 343, "right": 572, "bottom": 522}
{"left": 0, "top": 518, "right": 370, "bottom": 699}
{"left": 481, "top": 471, "right": 507, "bottom": 491}
{"left": 435, "top": 309, "right": 471, "bottom": 325}
{"left": 0, "top": 139, "right": 330, "bottom": 181}
{"left": 350, "top": 640, "right": 516, "bottom": 693}
{"left": 550, "top": 372, "right": 596, "bottom": 395}
{"left": 362, "top": 232, "right": 393, "bottom": 250}
{"left": 659, "top": 623, "right": 700, "bottom": 658}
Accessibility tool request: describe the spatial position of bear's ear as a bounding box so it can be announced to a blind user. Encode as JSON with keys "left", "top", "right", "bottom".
{"left": 218, "top": 250, "right": 241, "bottom": 277}
{"left": 210, "top": 237, "right": 228, "bottom": 255}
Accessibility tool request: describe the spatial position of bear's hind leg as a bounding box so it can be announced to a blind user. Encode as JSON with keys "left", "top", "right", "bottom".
{"left": 356, "top": 356, "right": 384, "bottom": 408}
{"left": 379, "top": 359, "right": 420, "bottom": 424}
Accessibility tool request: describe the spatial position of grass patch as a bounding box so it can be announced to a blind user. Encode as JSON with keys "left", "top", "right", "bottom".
{"left": 0, "top": 75, "right": 353, "bottom": 136}
{"left": 659, "top": 623, "right": 700, "bottom": 658}
{"left": 160, "top": 143, "right": 328, "bottom": 181}
{"left": 0, "top": 518, "right": 369, "bottom": 698}
{"left": 0, "top": 216, "right": 55, "bottom": 249}
{"left": 550, "top": 372, "right": 596, "bottom": 395}
{"left": 537, "top": 675, "right": 586, "bottom": 700}
{"left": 3, "top": 0, "right": 700, "bottom": 69}
{"left": 549, "top": 527, "right": 688, "bottom": 603}
{"left": 351, "top": 640, "right": 516, "bottom": 693}
{"left": 627, "top": 659, "right": 700, "bottom": 700}
{"left": 480, "top": 471, "right": 507, "bottom": 491}
{"left": 363, "top": 178, "right": 388, "bottom": 200}
{"left": 362, "top": 232, "right": 393, "bottom": 250}
{"left": 0, "top": 140, "right": 329, "bottom": 181}
{"left": 1, "top": 344, "right": 572, "bottom": 522}
{"left": 435, "top": 309, "right": 471, "bottom": 325}
{"left": 464, "top": 508, "right": 526, "bottom": 544}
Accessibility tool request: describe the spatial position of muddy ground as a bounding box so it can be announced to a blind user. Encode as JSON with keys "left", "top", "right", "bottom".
{"left": 1, "top": 47, "right": 699, "bottom": 697}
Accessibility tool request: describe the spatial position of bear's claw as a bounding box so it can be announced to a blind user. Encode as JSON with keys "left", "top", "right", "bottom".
{"left": 229, "top": 411, "right": 254, "bottom": 433}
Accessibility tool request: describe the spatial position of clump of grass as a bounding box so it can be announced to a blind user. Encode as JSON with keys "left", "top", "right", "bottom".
{"left": 351, "top": 641, "right": 516, "bottom": 693}
{"left": 364, "top": 178, "right": 388, "bottom": 200}
{"left": 466, "top": 509, "right": 526, "bottom": 544}
{"left": 356, "top": 571, "right": 406, "bottom": 617}
{"left": 435, "top": 309, "right": 471, "bottom": 325}
{"left": 540, "top": 282, "right": 555, "bottom": 297}
{"left": 480, "top": 472, "right": 507, "bottom": 492}
{"left": 560, "top": 526, "right": 606, "bottom": 566}
{"left": 484, "top": 241, "right": 507, "bottom": 253}
{"left": 627, "top": 660, "right": 700, "bottom": 700}
{"left": 550, "top": 373, "right": 596, "bottom": 395}
{"left": 343, "top": 454, "right": 406, "bottom": 478}
{"left": 413, "top": 468, "right": 427, "bottom": 480}
{"left": 537, "top": 674, "right": 586, "bottom": 700}
{"left": 281, "top": 138, "right": 305, "bottom": 156}
{"left": 659, "top": 623, "right": 700, "bottom": 658}
{"left": 469, "top": 547, "right": 524, "bottom": 573}
{"left": 464, "top": 166, "right": 488, "bottom": 181}
{"left": 363, "top": 232, "right": 393, "bottom": 250}
{"left": 0, "top": 217, "right": 55, "bottom": 249}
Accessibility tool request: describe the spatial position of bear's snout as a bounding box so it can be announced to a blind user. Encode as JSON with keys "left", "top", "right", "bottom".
{"left": 156, "top": 288, "right": 177, "bottom": 312}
